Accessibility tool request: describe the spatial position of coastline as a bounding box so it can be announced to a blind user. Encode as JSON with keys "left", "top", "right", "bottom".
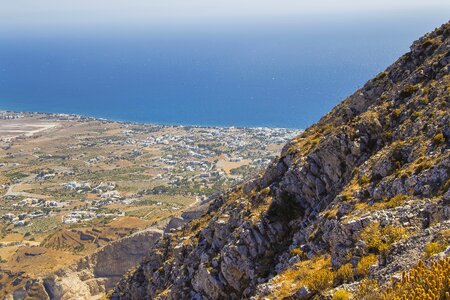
{"left": 0, "top": 108, "right": 303, "bottom": 131}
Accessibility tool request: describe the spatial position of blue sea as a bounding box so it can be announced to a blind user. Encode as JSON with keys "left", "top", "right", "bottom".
{"left": 0, "top": 14, "right": 448, "bottom": 128}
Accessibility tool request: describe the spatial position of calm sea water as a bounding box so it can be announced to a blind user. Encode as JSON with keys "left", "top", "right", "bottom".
{"left": 0, "top": 15, "right": 448, "bottom": 128}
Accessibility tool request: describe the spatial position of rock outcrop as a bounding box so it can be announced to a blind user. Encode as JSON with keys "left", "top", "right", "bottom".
{"left": 112, "top": 21, "right": 450, "bottom": 299}
{"left": 9, "top": 229, "right": 162, "bottom": 300}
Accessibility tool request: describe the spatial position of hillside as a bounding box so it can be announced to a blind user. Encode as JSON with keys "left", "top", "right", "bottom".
{"left": 0, "top": 113, "right": 298, "bottom": 298}
{"left": 111, "top": 21, "right": 450, "bottom": 299}
{"left": 4, "top": 229, "right": 162, "bottom": 299}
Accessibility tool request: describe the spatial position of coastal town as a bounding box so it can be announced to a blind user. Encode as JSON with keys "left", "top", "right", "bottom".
{"left": 0, "top": 111, "right": 300, "bottom": 291}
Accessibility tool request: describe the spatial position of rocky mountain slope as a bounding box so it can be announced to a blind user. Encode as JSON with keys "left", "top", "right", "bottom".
{"left": 112, "top": 21, "right": 450, "bottom": 299}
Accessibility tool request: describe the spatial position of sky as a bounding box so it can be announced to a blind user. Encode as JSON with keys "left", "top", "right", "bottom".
{"left": 1, "top": 0, "right": 450, "bottom": 33}
{"left": 0, "top": 1, "right": 449, "bottom": 127}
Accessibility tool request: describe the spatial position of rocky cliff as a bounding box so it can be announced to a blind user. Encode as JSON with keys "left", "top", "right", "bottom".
{"left": 112, "top": 21, "right": 450, "bottom": 300}
{"left": 8, "top": 229, "right": 161, "bottom": 300}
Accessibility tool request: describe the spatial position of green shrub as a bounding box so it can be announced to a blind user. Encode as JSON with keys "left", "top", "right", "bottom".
{"left": 421, "top": 38, "right": 439, "bottom": 48}
{"left": 360, "top": 175, "right": 371, "bottom": 185}
{"left": 433, "top": 132, "right": 444, "bottom": 145}
{"left": 382, "top": 225, "right": 407, "bottom": 245}
{"left": 421, "top": 86, "right": 430, "bottom": 95}
{"left": 410, "top": 111, "right": 422, "bottom": 121}
{"left": 442, "top": 180, "right": 450, "bottom": 194}
{"left": 5, "top": 171, "right": 28, "bottom": 180}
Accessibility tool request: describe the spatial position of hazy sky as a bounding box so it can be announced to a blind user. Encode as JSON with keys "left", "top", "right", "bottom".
{"left": 0, "top": 0, "right": 449, "bottom": 127}
{"left": 1, "top": 0, "right": 449, "bottom": 32}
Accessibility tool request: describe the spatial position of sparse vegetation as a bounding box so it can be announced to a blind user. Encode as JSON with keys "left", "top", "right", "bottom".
{"left": 399, "top": 84, "right": 419, "bottom": 98}
{"left": 418, "top": 97, "right": 429, "bottom": 105}
{"left": 332, "top": 289, "right": 352, "bottom": 300}
{"left": 305, "top": 268, "right": 335, "bottom": 292}
{"left": 290, "top": 248, "right": 307, "bottom": 260}
{"left": 5, "top": 171, "right": 28, "bottom": 180}
{"left": 4, "top": 20, "right": 450, "bottom": 300}
{"left": 421, "top": 38, "right": 440, "bottom": 49}
{"left": 360, "top": 223, "right": 407, "bottom": 254}
{"left": 354, "top": 279, "right": 381, "bottom": 300}
{"left": 323, "top": 207, "right": 339, "bottom": 219}
{"left": 414, "top": 158, "right": 433, "bottom": 174}
{"left": 433, "top": 132, "right": 445, "bottom": 145}
{"left": 335, "top": 263, "right": 354, "bottom": 284}
{"left": 356, "top": 254, "right": 378, "bottom": 278}
{"left": 351, "top": 258, "right": 450, "bottom": 300}
{"left": 0, "top": 112, "right": 299, "bottom": 297}
{"left": 376, "top": 194, "right": 407, "bottom": 209}
{"left": 381, "top": 258, "right": 450, "bottom": 300}
{"left": 392, "top": 108, "right": 402, "bottom": 119}
{"left": 410, "top": 111, "right": 422, "bottom": 121}
{"left": 375, "top": 71, "right": 388, "bottom": 81}
{"left": 424, "top": 242, "right": 446, "bottom": 258}
{"left": 272, "top": 256, "right": 334, "bottom": 298}
{"left": 360, "top": 175, "right": 371, "bottom": 185}
{"left": 384, "top": 130, "right": 393, "bottom": 140}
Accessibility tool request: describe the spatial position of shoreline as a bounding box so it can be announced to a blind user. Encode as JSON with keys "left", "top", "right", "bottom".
{"left": 0, "top": 108, "right": 303, "bottom": 131}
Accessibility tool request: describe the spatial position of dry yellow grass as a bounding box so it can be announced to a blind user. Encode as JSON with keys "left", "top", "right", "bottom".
{"left": 270, "top": 256, "right": 333, "bottom": 298}
{"left": 356, "top": 254, "right": 378, "bottom": 278}
{"left": 335, "top": 263, "right": 354, "bottom": 284}
{"left": 107, "top": 216, "right": 152, "bottom": 229}
{"left": 216, "top": 158, "right": 252, "bottom": 175}
{"left": 360, "top": 222, "right": 407, "bottom": 254}
{"left": 382, "top": 258, "right": 450, "bottom": 300}
{"left": 0, "top": 233, "right": 24, "bottom": 243}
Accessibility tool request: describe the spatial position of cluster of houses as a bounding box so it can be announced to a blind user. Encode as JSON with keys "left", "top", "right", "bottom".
{"left": 12, "top": 198, "right": 62, "bottom": 209}
{"left": 63, "top": 181, "right": 117, "bottom": 195}
{"left": 1, "top": 195, "right": 68, "bottom": 227}
{"left": 1, "top": 180, "right": 126, "bottom": 228}
{"left": 60, "top": 181, "right": 126, "bottom": 222}
{"left": 1, "top": 209, "right": 50, "bottom": 227}
{"left": 61, "top": 124, "right": 299, "bottom": 196}
{"left": 139, "top": 127, "right": 298, "bottom": 188}
{"left": 0, "top": 181, "right": 127, "bottom": 226}
{"left": 83, "top": 125, "right": 301, "bottom": 196}
{"left": 62, "top": 210, "right": 124, "bottom": 224}
{"left": 0, "top": 111, "right": 23, "bottom": 120}
{"left": 0, "top": 116, "right": 301, "bottom": 231}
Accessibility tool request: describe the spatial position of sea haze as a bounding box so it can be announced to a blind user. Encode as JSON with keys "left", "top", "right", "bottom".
{"left": 0, "top": 13, "right": 448, "bottom": 128}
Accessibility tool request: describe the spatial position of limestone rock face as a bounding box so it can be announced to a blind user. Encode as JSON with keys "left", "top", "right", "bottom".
{"left": 112, "top": 22, "right": 450, "bottom": 299}
{"left": 11, "top": 229, "right": 162, "bottom": 300}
